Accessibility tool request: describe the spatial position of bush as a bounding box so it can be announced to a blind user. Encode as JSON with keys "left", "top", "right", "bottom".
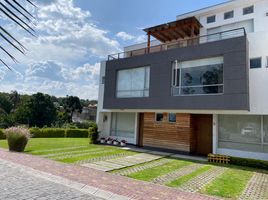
{"left": 230, "top": 156, "right": 268, "bottom": 170}
{"left": 4, "top": 127, "right": 30, "bottom": 152}
{"left": 31, "top": 128, "right": 65, "bottom": 138}
{"left": 0, "top": 129, "right": 5, "bottom": 139}
{"left": 89, "top": 124, "right": 98, "bottom": 144}
{"left": 66, "top": 129, "right": 89, "bottom": 138}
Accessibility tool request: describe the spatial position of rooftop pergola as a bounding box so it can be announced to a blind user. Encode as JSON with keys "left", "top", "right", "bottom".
{"left": 143, "top": 17, "right": 202, "bottom": 50}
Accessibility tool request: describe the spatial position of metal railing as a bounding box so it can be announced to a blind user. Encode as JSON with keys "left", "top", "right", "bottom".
{"left": 108, "top": 28, "right": 246, "bottom": 61}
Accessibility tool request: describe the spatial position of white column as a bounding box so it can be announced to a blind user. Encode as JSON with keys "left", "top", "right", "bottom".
{"left": 212, "top": 114, "right": 218, "bottom": 154}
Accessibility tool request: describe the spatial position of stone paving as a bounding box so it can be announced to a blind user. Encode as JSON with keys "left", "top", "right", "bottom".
{"left": 33, "top": 146, "right": 89, "bottom": 154}
{"left": 52, "top": 149, "right": 115, "bottom": 160}
{"left": 42, "top": 148, "right": 105, "bottom": 158}
{"left": 152, "top": 163, "right": 204, "bottom": 185}
{"left": 0, "top": 149, "right": 219, "bottom": 200}
{"left": 112, "top": 158, "right": 172, "bottom": 176}
{"left": 0, "top": 159, "right": 105, "bottom": 200}
{"left": 75, "top": 152, "right": 134, "bottom": 165}
{"left": 238, "top": 172, "right": 268, "bottom": 200}
{"left": 178, "top": 166, "right": 226, "bottom": 193}
{"left": 82, "top": 151, "right": 173, "bottom": 172}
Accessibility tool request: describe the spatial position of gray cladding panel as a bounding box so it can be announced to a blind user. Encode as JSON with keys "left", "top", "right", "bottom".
{"left": 104, "top": 36, "right": 249, "bottom": 110}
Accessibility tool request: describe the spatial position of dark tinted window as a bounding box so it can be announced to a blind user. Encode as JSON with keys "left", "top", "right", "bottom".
{"left": 224, "top": 11, "right": 234, "bottom": 19}
{"left": 243, "top": 6, "right": 254, "bottom": 15}
{"left": 207, "top": 15, "right": 216, "bottom": 23}
{"left": 156, "top": 113, "right": 164, "bottom": 122}
{"left": 168, "top": 113, "right": 176, "bottom": 123}
{"left": 250, "top": 58, "right": 262, "bottom": 69}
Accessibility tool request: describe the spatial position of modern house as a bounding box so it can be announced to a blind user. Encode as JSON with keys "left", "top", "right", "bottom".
{"left": 97, "top": 0, "right": 268, "bottom": 161}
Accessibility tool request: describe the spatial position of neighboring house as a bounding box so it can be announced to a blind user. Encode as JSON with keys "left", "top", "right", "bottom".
{"left": 97, "top": 0, "right": 268, "bottom": 161}
{"left": 72, "top": 104, "right": 97, "bottom": 122}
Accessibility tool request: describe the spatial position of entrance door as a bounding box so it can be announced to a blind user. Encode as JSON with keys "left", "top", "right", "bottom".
{"left": 193, "top": 114, "right": 213, "bottom": 155}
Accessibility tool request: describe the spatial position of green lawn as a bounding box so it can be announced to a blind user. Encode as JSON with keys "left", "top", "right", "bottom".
{"left": 0, "top": 138, "right": 136, "bottom": 163}
{"left": 202, "top": 168, "right": 253, "bottom": 198}
{"left": 128, "top": 159, "right": 191, "bottom": 181}
{"left": 0, "top": 138, "right": 266, "bottom": 200}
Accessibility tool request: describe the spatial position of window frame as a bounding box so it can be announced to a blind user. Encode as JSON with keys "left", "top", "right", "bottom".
{"left": 224, "top": 10, "right": 234, "bottom": 20}
{"left": 171, "top": 58, "right": 224, "bottom": 96}
{"left": 155, "top": 113, "right": 164, "bottom": 122}
{"left": 266, "top": 56, "right": 268, "bottom": 68}
{"left": 168, "top": 113, "right": 176, "bottom": 123}
{"left": 250, "top": 57, "right": 262, "bottom": 69}
{"left": 116, "top": 66, "right": 150, "bottom": 98}
{"left": 207, "top": 15, "right": 216, "bottom": 24}
{"left": 243, "top": 6, "right": 254, "bottom": 15}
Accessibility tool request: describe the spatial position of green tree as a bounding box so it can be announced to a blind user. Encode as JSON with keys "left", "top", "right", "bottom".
{"left": 9, "top": 90, "right": 20, "bottom": 109}
{"left": 0, "top": 93, "right": 12, "bottom": 114}
{"left": 16, "top": 93, "right": 57, "bottom": 127}
{"left": 63, "top": 96, "right": 82, "bottom": 122}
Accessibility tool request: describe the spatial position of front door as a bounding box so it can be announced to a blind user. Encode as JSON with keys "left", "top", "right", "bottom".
{"left": 194, "top": 114, "right": 213, "bottom": 155}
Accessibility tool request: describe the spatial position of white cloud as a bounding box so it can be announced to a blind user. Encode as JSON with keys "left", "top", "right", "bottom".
{"left": 116, "top": 31, "right": 146, "bottom": 43}
{"left": 0, "top": 0, "right": 121, "bottom": 99}
{"left": 116, "top": 31, "right": 135, "bottom": 41}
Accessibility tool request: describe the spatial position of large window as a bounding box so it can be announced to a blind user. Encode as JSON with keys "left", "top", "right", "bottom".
{"left": 172, "top": 57, "right": 223, "bottom": 96}
{"left": 117, "top": 66, "right": 150, "bottom": 98}
{"left": 219, "top": 115, "right": 268, "bottom": 153}
{"left": 111, "top": 113, "right": 135, "bottom": 138}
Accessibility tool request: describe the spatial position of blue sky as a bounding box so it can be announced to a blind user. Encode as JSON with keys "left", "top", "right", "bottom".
{"left": 0, "top": 0, "right": 228, "bottom": 100}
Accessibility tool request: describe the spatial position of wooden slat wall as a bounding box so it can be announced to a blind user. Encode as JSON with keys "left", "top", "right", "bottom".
{"left": 142, "top": 113, "right": 195, "bottom": 152}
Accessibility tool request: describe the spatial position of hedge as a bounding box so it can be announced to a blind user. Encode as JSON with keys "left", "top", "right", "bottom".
{"left": 30, "top": 128, "right": 65, "bottom": 138}
{"left": 0, "top": 129, "right": 5, "bottom": 140}
{"left": 66, "top": 129, "right": 89, "bottom": 138}
{"left": 230, "top": 156, "right": 268, "bottom": 170}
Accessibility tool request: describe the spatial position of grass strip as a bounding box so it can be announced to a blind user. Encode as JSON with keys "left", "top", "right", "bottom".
{"left": 202, "top": 168, "right": 253, "bottom": 198}
{"left": 128, "top": 159, "right": 191, "bottom": 181}
{"left": 167, "top": 165, "right": 212, "bottom": 187}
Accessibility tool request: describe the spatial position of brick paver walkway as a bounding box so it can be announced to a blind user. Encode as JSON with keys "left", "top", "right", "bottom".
{"left": 0, "top": 159, "right": 104, "bottom": 200}
{"left": 239, "top": 172, "right": 268, "bottom": 200}
{"left": 112, "top": 158, "right": 172, "bottom": 176}
{"left": 152, "top": 163, "right": 204, "bottom": 185}
{"left": 178, "top": 166, "right": 226, "bottom": 193}
{"left": 0, "top": 149, "right": 218, "bottom": 200}
{"left": 83, "top": 151, "right": 173, "bottom": 172}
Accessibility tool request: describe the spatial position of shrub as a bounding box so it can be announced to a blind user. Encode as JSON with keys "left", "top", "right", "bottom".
{"left": 29, "top": 127, "right": 41, "bottom": 137}
{"left": 230, "top": 156, "right": 268, "bottom": 170}
{"left": 0, "top": 129, "right": 5, "bottom": 139}
{"left": 31, "top": 128, "right": 65, "bottom": 138}
{"left": 89, "top": 124, "right": 98, "bottom": 144}
{"left": 4, "top": 127, "right": 30, "bottom": 152}
{"left": 66, "top": 129, "right": 89, "bottom": 138}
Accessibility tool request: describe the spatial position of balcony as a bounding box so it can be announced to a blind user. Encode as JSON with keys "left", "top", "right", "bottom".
{"left": 108, "top": 28, "right": 246, "bottom": 61}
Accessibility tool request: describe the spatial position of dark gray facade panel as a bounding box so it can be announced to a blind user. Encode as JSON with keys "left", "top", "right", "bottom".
{"left": 104, "top": 36, "right": 249, "bottom": 110}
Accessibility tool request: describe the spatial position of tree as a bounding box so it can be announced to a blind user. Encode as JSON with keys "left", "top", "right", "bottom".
{"left": 9, "top": 90, "right": 20, "bottom": 109}
{"left": 0, "top": 93, "right": 12, "bottom": 114}
{"left": 63, "top": 96, "right": 82, "bottom": 122}
{"left": 23, "top": 93, "right": 56, "bottom": 127}
{"left": 0, "top": 0, "right": 36, "bottom": 69}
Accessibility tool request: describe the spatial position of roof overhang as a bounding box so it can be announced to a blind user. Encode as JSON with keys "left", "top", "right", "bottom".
{"left": 143, "top": 17, "right": 203, "bottom": 43}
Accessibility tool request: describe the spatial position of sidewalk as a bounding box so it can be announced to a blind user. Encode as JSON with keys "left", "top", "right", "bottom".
{"left": 0, "top": 149, "right": 219, "bottom": 200}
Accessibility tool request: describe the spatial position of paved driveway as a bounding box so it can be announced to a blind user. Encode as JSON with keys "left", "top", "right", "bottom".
{"left": 0, "top": 160, "right": 104, "bottom": 200}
